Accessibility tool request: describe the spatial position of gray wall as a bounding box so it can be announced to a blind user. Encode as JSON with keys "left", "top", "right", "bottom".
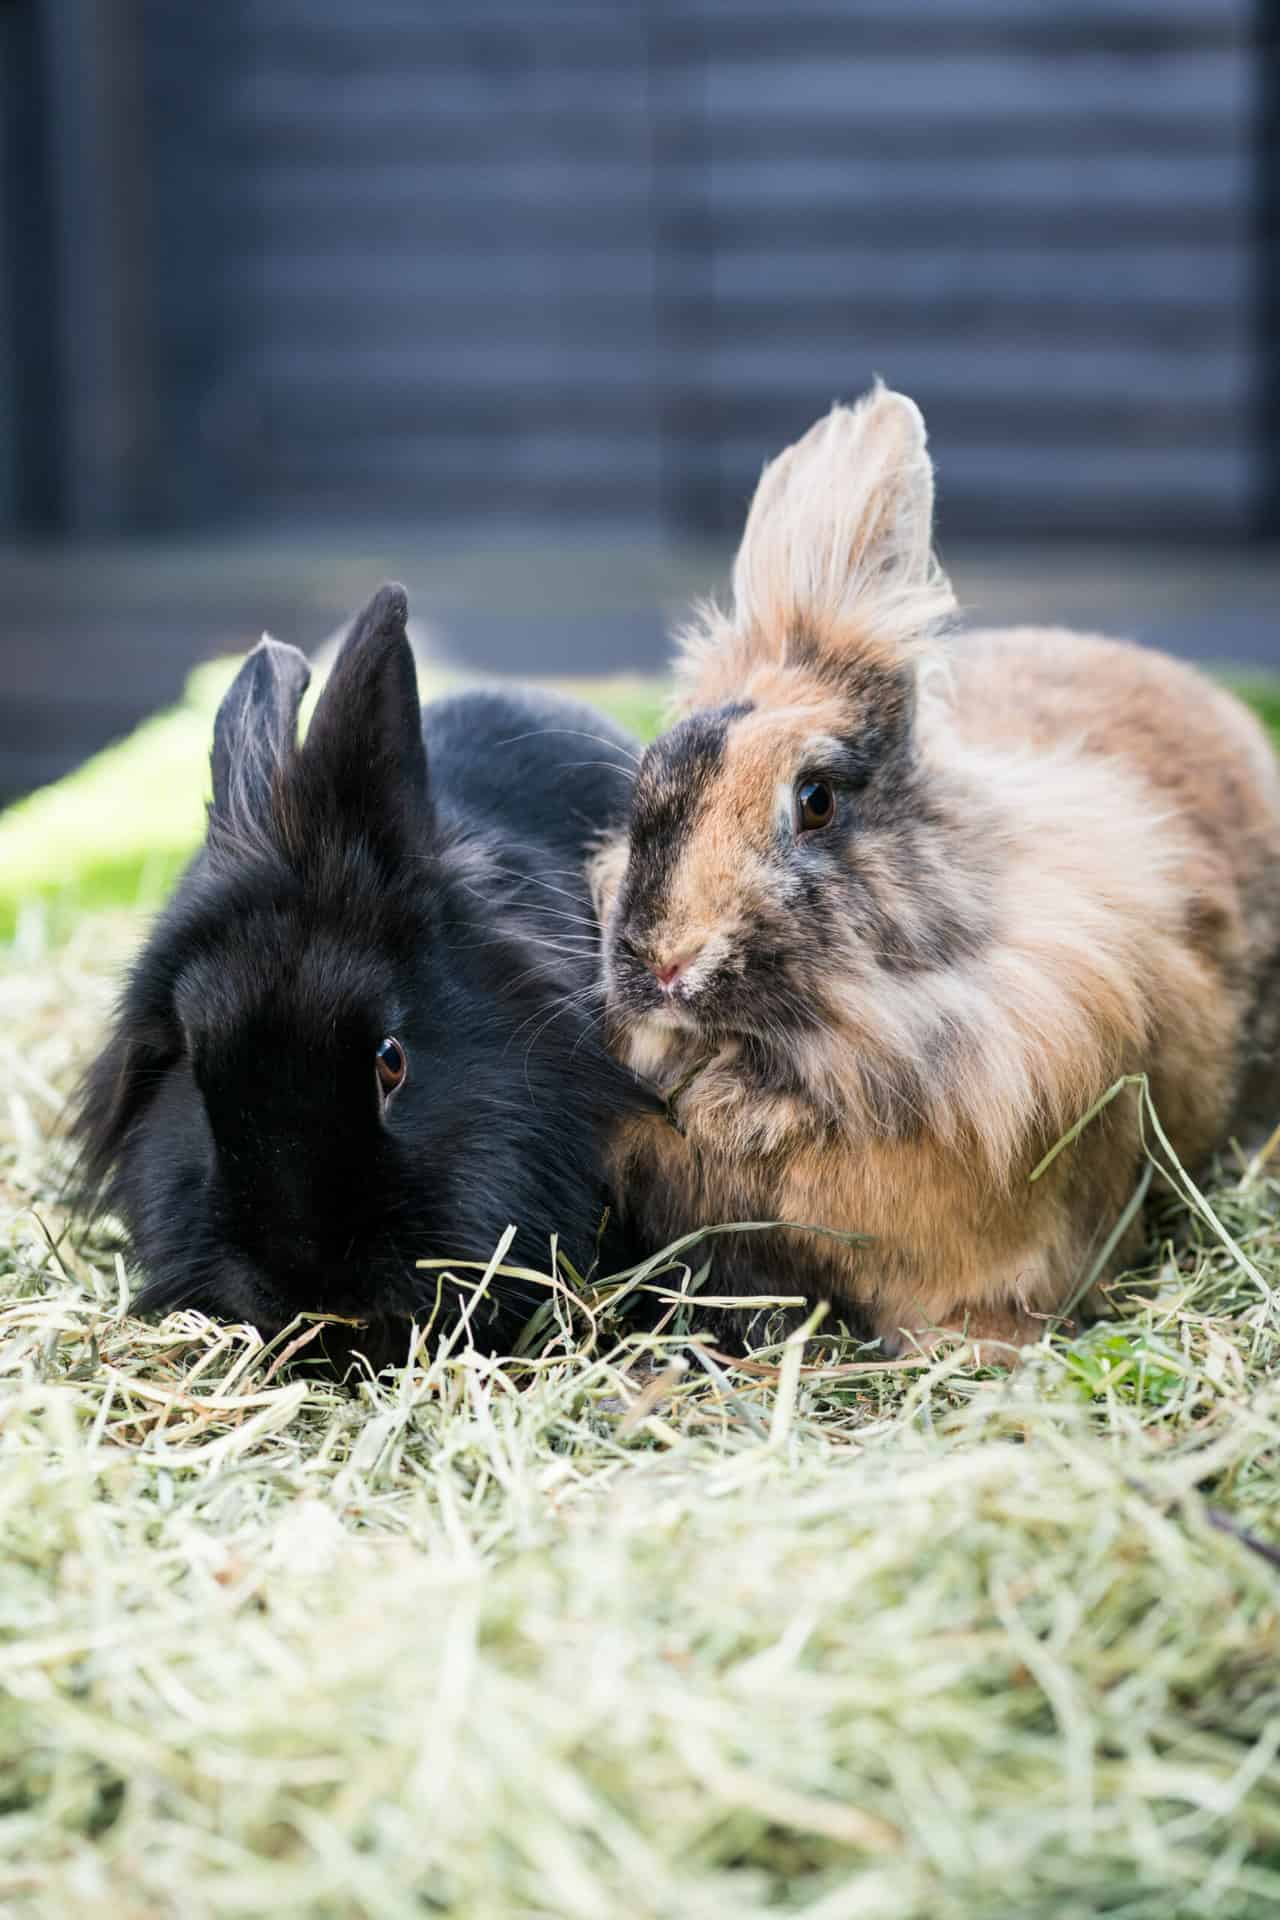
{"left": 668, "top": 0, "right": 1261, "bottom": 533}
{"left": 2, "top": 0, "right": 1272, "bottom": 538}
{"left": 0, "top": 12, "right": 15, "bottom": 530}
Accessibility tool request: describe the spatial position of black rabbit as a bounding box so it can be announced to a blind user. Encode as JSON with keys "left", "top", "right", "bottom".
{"left": 71, "top": 583, "right": 648, "bottom": 1366}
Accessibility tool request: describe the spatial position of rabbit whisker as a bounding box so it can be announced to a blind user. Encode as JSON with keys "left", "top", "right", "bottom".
{"left": 492, "top": 726, "right": 641, "bottom": 770}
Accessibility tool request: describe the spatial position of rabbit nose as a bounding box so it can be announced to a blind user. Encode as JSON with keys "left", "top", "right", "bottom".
{"left": 648, "top": 945, "right": 702, "bottom": 991}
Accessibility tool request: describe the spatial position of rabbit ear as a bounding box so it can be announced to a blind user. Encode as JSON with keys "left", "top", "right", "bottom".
{"left": 210, "top": 637, "right": 312, "bottom": 831}
{"left": 731, "top": 384, "right": 955, "bottom": 666}
{"left": 301, "top": 582, "right": 429, "bottom": 838}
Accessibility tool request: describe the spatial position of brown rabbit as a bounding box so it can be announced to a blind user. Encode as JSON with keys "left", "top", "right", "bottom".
{"left": 591, "top": 385, "right": 1280, "bottom": 1353}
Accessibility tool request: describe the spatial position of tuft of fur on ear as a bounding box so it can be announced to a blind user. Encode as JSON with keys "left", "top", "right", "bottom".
{"left": 210, "top": 637, "right": 311, "bottom": 835}
{"left": 678, "top": 385, "right": 956, "bottom": 699}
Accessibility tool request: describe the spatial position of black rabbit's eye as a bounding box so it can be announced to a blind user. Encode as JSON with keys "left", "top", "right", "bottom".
{"left": 376, "top": 1036, "right": 407, "bottom": 1096}
{"left": 796, "top": 781, "right": 836, "bottom": 832}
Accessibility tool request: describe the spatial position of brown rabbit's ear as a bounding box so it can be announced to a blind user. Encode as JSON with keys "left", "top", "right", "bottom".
{"left": 730, "top": 384, "right": 955, "bottom": 668}
{"left": 300, "top": 582, "right": 430, "bottom": 840}
{"left": 210, "top": 637, "right": 311, "bottom": 833}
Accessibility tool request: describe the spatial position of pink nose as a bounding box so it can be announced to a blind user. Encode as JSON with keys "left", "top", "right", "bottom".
{"left": 651, "top": 959, "right": 685, "bottom": 990}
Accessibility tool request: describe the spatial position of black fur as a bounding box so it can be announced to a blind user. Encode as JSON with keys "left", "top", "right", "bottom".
{"left": 70, "top": 584, "right": 650, "bottom": 1368}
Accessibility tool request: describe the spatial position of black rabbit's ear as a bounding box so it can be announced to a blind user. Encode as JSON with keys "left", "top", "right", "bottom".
{"left": 302, "top": 582, "right": 429, "bottom": 836}
{"left": 68, "top": 1011, "right": 178, "bottom": 1212}
{"left": 210, "top": 637, "right": 311, "bottom": 832}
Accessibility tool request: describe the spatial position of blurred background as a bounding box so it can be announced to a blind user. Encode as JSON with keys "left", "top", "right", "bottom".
{"left": 1, "top": 0, "right": 1277, "bottom": 805}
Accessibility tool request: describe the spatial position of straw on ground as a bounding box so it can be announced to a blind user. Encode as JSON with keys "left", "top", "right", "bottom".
{"left": 3, "top": 910, "right": 1280, "bottom": 1920}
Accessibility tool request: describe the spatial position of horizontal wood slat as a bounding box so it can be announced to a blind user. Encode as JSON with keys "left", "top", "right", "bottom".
{"left": 128, "top": 0, "right": 1265, "bottom": 537}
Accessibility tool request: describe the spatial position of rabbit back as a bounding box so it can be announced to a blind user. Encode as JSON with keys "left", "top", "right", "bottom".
{"left": 946, "top": 623, "right": 1280, "bottom": 1146}
{"left": 424, "top": 686, "right": 635, "bottom": 878}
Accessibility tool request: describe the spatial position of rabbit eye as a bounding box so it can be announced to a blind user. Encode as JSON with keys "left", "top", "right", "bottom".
{"left": 796, "top": 780, "right": 836, "bottom": 832}
{"left": 376, "top": 1036, "right": 407, "bottom": 1097}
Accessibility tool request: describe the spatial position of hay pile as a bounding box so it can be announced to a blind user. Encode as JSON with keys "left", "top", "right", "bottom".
{"left": 3, "top": 913, "right": 1280, "bottom": 1919}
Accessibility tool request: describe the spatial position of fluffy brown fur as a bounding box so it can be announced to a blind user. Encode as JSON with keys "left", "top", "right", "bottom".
{"left": 592, "top": 385, "right": 1280, "bottom": 1353}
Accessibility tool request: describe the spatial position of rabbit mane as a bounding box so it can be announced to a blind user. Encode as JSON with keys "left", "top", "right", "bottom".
{"left": 784, "top": 728, "right": 1203, "bottom": 1183}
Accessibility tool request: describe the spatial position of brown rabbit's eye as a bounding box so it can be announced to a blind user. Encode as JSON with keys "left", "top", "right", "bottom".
{"left": 376, "top": 1036, "right": 407, "bottom": 1096}
{"left": 796, "top": 781, "right": 836, "bottom": 832}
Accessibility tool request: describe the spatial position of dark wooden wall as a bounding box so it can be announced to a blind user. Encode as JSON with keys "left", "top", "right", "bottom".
{"left": 664, "top": 0, "right": 1261, "bottom": 533}
{"left": 0, "top": 7, "right": 15, "bottom": 530}
{"left": 0, "top": 0, "right": 1272, "bottom": 539}
{"left": 213, "top": 3, "right": 665, "bottom": 524}
{"left": 0, "top": 0, "right": 62, "bottom": 529}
